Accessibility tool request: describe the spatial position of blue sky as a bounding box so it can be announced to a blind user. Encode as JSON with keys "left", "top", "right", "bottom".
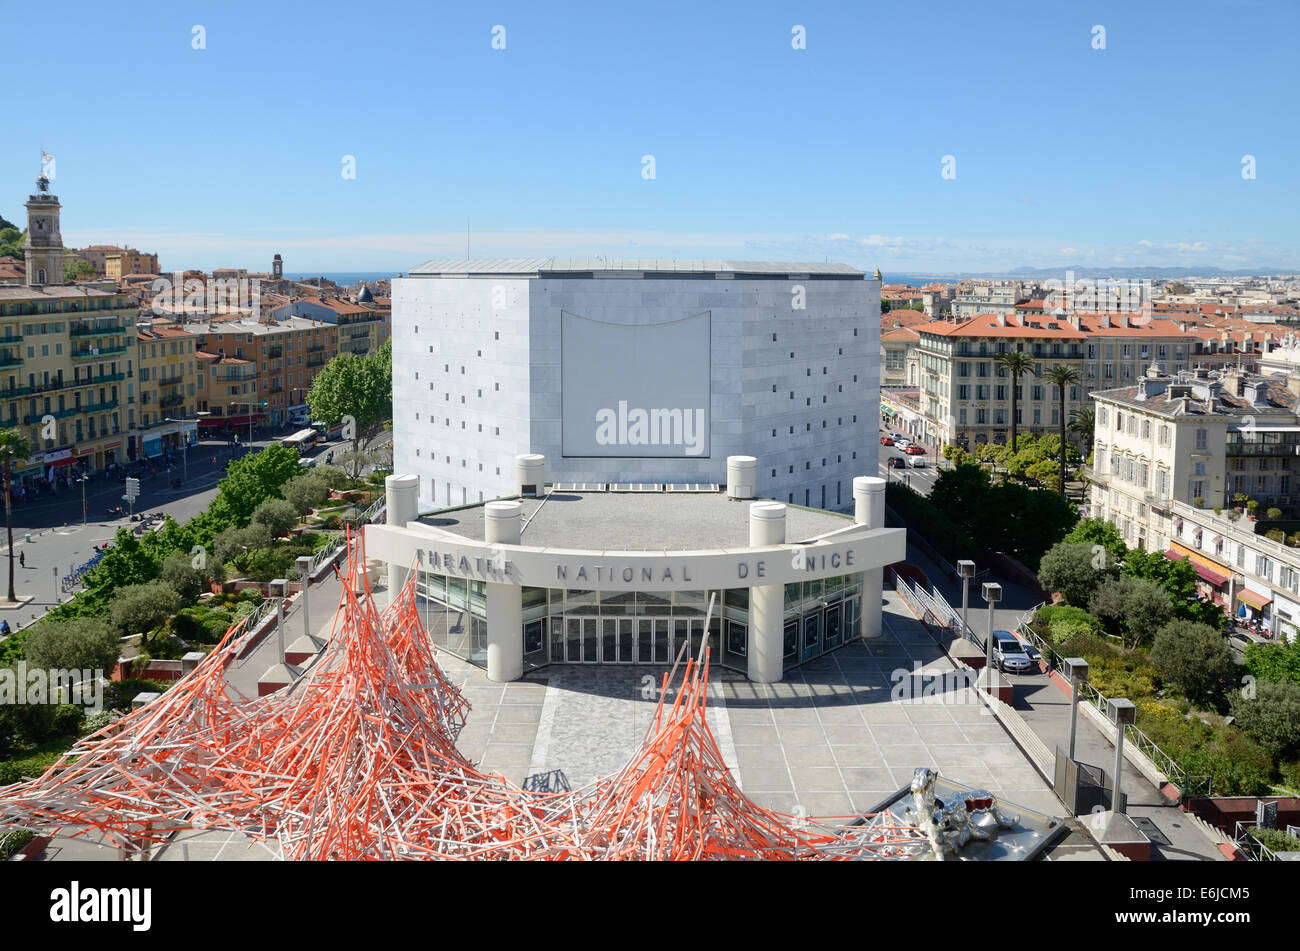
{"left": 3, "top": 0, "right": 1297, "bottom": 273}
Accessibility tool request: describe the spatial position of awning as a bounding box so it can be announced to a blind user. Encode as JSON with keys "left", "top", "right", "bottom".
{"left": 1168, "top": 541, "right": 1231, "bottom": 579}
{"left": 1164, "top": 549, "right": 1230, "bottom": 586}
{"left": 46, "top": 457, "right": 80, "bottom": 469}
{"left": 1238, "top": 589, "right": 1272, "bottom": 611}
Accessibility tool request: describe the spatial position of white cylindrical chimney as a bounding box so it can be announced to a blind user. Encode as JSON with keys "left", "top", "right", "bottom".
{"left": 727, "top": 455, "right": 757, "bottom": 499}
{"left": 516, "top": 454, "right": 545, "bottom": 497}
{"left": 749, "top": 500, "right": 787, "bottom": 547}
{"left": 385, "top": 474, "right": 420, "bottom": 527}
{"left": 484, "top": 500, "right": 523, "bottom": 546}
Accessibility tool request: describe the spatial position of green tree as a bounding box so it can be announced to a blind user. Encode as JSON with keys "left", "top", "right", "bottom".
{"left": 251, "top": 498, "right": 298, "bottom": 537}
{"left": 1062, "top": 517, "right": 1127, "bottom": 567}
{"left": 306, "top": 341, "right": 392, "bottom": 451}
{"left": 0, "top": 227, "right": 24, "bottom": 260}
{"left": 1229, "top": 681, "right": 1300, "bottom": 760}
{"left": 997, "top": 350, "right": 1037, "bottom": 452}
{"left": 213, "top": 523, "right": 273, "bottom": 567}
{"left": 1243, "top": 638, "right": 1300, "bottom": 687}
{"left": 208, "top": 444, "right": 302, "bottom": 526}
{"left": 1044, "top": 364, "right": 1082, "bottom": 495}
{"left": 1089, "top": 576, "right": 1173, "bottom": 649}
{"left": 1068, "top": 405, "right": 1096, "bottom": 458}
{"left": 281, "top": 473, "right": 331, "bottom": 516}
{"left": 159, "top": 551, "right": 206, "bottom": 602}
{"left": 83, "top": 528, "right": 159, "bottom": 593}
{"left": 337, "top": 449, "right": 372, "bottom": 480}
{"left": 1150, "top": 620, "right": 1233, "bottom": 707}
{"left": 1038, "top": 542, "right": 1114, "bottom": 606}
{"left": 1123, "top": 548, "right": 1198, "bottom": 603}
{"left": 0, "top": 428, "right": 31, "bottom": 603}
{"left": 109, "top": 581, "right": 182, "bottom": 644}
{"left": 62, "top": 257, "right": 96, "bottom": 281}
{"left": 312, "top": 464, "right": 349, "bottom": 490}
{"left": 22, "top": 617, "right": 119, "bottom": 675}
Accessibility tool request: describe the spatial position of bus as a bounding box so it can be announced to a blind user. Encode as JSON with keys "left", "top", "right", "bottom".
{"left": 282, "top": 428, "right": 319, "bottom": 454}
{"left": 312, "top": 419, "right": 348, "bottom": 442}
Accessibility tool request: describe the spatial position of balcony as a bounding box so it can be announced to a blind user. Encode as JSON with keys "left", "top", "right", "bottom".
{"left": 307, "top": 344, "right": 328, "bottom": 353}
{"left": 71, "top": 345, "right": 128, "bottom": 360}
{"left": 0, "top": 354, "right": 22, "bottom": 369}
{"left": 1227, "top": 443, "right": 1300, "bottom": 457}
{"left": 82, "top": 399, "right": 119, "bottom": 414}
{"left": 24, "top": 407, "right": 79, "bottom": 424}
{"left": 159, "top": 394, "right": 185, "bottom": 409}
{"left": 266, "top": 346, "right": 284, "bottom": 359}
{"left": 69, "top": 323, "right": 127, "bottom": 338}
{"left": 157, "top": 375, "right": 184, "bottom": 388}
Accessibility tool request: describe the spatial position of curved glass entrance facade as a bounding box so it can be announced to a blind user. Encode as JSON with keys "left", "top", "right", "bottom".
{"left": 416, "top": 570, "right": 862, "bottom": 674}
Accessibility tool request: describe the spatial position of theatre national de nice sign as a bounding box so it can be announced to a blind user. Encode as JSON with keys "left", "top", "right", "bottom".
{"left": 363, "top": 524, "right": 906, "bottom": 592}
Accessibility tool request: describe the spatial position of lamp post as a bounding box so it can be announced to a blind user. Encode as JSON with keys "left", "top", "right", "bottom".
{"left": 77, "top": 471, "right": 87, "bottom": 526}
{"left": 957, "top": 560, "right": 975, "bottom": 643}
{"left": 981, "top": 582, "right": 1002, "bottom": 670}
{"left": 296, "top": 555, "right": 313, "bottom": 640}
{"left": 1108, "top": 698, "right": 1137, "bottom": 814}
{"left": 1064, "top": 657, "right": 1089, "bottom": 761}
{"left": 164, "top": 416, "right": 196, "bottom": 485}
{"left": 229, "top": 400, "right": 266, "bottom": 452}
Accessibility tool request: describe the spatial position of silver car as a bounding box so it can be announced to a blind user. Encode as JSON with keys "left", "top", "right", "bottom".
{"left": 992, "top": 631, "right": 1032, "bottom": 673}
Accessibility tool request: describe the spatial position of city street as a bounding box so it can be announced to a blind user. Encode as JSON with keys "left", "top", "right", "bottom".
{"left": 0, "top": 426, "right": 392, "bottom": 634}
{"left": 877, "top": 428, "right": 944, "bottom": 496}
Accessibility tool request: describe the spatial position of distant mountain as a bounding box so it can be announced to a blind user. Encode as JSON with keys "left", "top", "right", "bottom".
{"left": 887, "top": 266, "right": 1296, "bottom": 284}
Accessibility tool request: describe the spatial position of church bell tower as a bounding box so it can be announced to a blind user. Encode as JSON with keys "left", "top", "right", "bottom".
{"left": 24, "top": 165, "right": 65, "bottom": 287}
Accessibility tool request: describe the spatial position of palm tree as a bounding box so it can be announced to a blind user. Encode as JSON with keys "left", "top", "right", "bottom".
{"left": 1045, "top": 365, "right": 1083, "bottom": 496}
{"left": 997, "top": 350, "right": 1037, "bottom": 453}
{"left": 0, "top": 429, "right": 31, "bottom": 603}
{"left": 1068, "top": 405, "right": 1096, "bottom": 457}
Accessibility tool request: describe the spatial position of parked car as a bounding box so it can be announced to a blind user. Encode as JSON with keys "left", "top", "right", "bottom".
{"left": 880, "top": 435, "right": 895, "bottom": 446}
{"left": 298, "top": 456, "right": 317, "bottom": 468}
{"left": 991, "top": 630, "right": 1033, "bottom": 673}
{"left": 903, "top": 444, "right": 926, "bottom": 455}
{"left": 907, "top": 454, "right": 926, "bottom": 468}
{"left": 888, "top": 431, "right": 905, "bottom": 441}
{"left": 895, "top": 440, "right": 912, "bottom": 451}
{"left": 887, "top": 456, "right": 907, "bottom": 469}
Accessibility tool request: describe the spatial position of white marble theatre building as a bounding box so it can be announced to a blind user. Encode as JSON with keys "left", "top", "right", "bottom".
{"left": 391, "top": 259, "right": 881, "bottom": 509}
{"left": 364, "top": 459, "right": 906, "bottom": 683}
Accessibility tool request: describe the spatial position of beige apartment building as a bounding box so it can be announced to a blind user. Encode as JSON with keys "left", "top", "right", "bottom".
{"left": 914, "top": 311, "right": 1198, "bottom": 448}
{"left": 136, "top": 324, "right": 200, "bottom": 458}
{"left": 105, "top": 249, "right": 159, "bottom": 279}
{"left": 1089, "top": 366, "right": 1300, "bottom": 552}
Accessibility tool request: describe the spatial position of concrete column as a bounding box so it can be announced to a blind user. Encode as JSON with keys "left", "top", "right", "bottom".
{"left": 384, "top": 474, "right": 419, "bottom": 606}
{"left": 747, "top": 501, "right": 786, "bottom": 684}
{"left": 484, "top": 501, "right": 523, "bottom": 683}
{"left": 854, "top": 476, "right": 887, "bottom": 642}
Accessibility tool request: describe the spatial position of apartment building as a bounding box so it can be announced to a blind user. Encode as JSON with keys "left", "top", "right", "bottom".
{"left": 880, "top": 325, "right": 919, "bottom": 387}
{"left": 269, "top": 295, "right": 391, "bottom": 357}
{"left": 1089, "top": 366, "right": 1300, "bottom": 552}
{"left": 950, "top": 280, "right": 1034, "bottom": 320}
{"left": 135, "top": 324, "right": 199, "bottom": 458}
{"left": 1090, "top": 366, "right": 1300, "bottom": 641}
{"left": 187, "top": 316, "right": 345, "bottom": 428}
{"left": 105, "top": 249, "right": 159, "bottom": 279}
{"left": 915, "top": 311, "right": 1198, "bottom": 448}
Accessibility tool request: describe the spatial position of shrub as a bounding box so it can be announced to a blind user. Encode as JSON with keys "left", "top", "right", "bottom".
{"left": 238, "top": 589, "right": 265, "bottom": 605}
{"left": 0, "top": 829, "right": 35, "bottom": 858}
{"left": 109, "top": 581, "right": 183, "bottom": 643}
{"left": 1267, "top": 529, "right": 1286, "bottom": 543}
{"left": 1229, "top": 681, "right": 1300, "bottom": 760}
{"left": 1055, "top": 629, "right": 1121, "bottom": 663}
{"left": 146, "top": 636, "right": 187, "bottom": 661}
{"left": 0, "top": 750, "right": 64, "bottom": 786}
{"left": 81, "top": 709, "right": 118, "bottom": 736}
{"left": 51, "top": 704, "right": 84, "bottom": 737}
{"left": 1267, "top": 507, "right": 1284, "bottom": 521}
{"left": 1038, "top": 543, "right": 1114, "bottom": 607}
{"left": 1150, "top": 620, "right": 1233, "bottom": 707}
{"left": 1089, "top": 575, "right": 1172, "bottom": 648}
{"left": 1280, "top": 759, "right": 1300, "bottom": 792}
{"left": 251, "top": 498, "right": 299, "bottom": 537}
{"left": 1250, "top": 826, "right": 1300, "bottom": 854}
{"left": 21, "top": 617, "right": 120, "bottom": 675}
{"left": 159, "top": 551, "right": 206, "bottom": 602}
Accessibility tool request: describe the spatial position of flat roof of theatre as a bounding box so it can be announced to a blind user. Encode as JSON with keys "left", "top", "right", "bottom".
{"left": 418, "top": 489, "right": 855, "bottom": 550}
{"left": 407, "top": 258, "right": 865, "bottom": 279}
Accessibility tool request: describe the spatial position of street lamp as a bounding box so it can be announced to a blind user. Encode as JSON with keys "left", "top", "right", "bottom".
{"left": 1064, "top": 657, "right": 1089, "bottom": 761}
{"left": 981, "top": 581, "right": 1002, "bottom": 670}
{"left": 163, "top": 415, "right": 206, "bottom": 485}
{"left": 296, "top": 555, "right": 313, "bottom": 640}
{"left": 229, "top": 400, "right": 267, "bottom": 451}
{"left": 957, "top": 559, "right": 976, "bottom": 642}
{"left": 1108, "top": 697, "right": 1137, "bottom": 814}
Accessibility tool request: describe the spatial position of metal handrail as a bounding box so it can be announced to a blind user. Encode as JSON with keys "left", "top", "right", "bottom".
{"left": 1019, "top": 614, "right": 1213, "bottom": 797}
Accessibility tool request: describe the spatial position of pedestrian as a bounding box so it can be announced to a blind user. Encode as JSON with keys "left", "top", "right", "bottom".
{"left": 18, "top": 551, "right": 24, "bottom": 568}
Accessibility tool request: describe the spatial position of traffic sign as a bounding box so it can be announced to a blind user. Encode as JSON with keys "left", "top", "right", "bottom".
{"left": 124, "top": 477, "right": 140, "bottom": 501}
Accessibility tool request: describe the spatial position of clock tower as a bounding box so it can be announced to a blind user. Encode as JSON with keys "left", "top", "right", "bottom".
{"left": 24, "top": 169, "right": 65, "bottom": 286}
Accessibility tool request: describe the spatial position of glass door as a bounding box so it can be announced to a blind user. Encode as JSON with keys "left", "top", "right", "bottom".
{"left": 653, "top": 619, "right": 671, "bottom": 663}
{"left": 801, "top": 610, "right": 822, "bottom": 662}
{"left": 601, "top": 618, "right": 618, "bottom": 664}
{"left": 617, "top": 618, "right": 635, "bottom": 664}
{"left": 565, "top": 617, "right": 599, "bottom": 663}
{"left": 638, "top": 619, "right": 654, "bottom": 663}
{"left": 825, "top": 603, "right": 843, "bottom": 649}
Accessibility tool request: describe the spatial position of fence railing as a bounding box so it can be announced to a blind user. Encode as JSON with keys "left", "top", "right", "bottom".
{"left": 1018, "top": 615, "right": 1213, "bottom": 798}
{"left": 890, "top": 567, "right": 980, "bottom": 648}
{"left": 1232, "top": 821, "right": 1286, "bottom": 862}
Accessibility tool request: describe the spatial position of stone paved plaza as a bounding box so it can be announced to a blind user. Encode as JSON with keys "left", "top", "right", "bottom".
{"left": 439, "top": 590, "right": 1063, "bottom": 820}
